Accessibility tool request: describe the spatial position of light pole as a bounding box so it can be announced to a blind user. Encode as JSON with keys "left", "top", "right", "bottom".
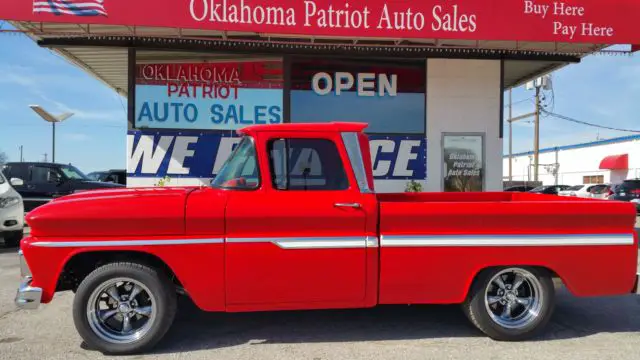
{"left": 29, "top": 105, "right": 74, "bottom": 163}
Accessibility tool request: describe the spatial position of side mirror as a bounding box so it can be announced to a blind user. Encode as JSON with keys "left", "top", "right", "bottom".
{"left": 10, "top": 178, "right": 24, "bottom": 187}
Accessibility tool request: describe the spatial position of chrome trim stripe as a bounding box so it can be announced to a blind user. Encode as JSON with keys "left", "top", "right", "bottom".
{"left": 31, "top": 238, "right": 224, "bottom": 247}
{"left": 366, "top": 236, "right": 379, "bottom": 248}
{"left": 380, "top": 234, "right": 635, "bottom": 247}
{"left": 227, "top": 236, "right": 369, "bottom": 249}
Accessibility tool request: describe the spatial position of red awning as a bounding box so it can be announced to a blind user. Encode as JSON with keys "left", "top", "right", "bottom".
{"left": 599, "top": 154, "right": 628, "bottom": 170}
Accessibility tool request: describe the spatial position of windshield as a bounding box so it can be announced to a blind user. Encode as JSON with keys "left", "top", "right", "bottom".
{"left": 60, "top": 165, "right": 89, "bottom": 180}
{"left": 567, "top": 185, "right": 584, "bottom": 191}
{"left": 531, "top": 186, "right": 546, "bottom": 192}
{"left": 211, "top": 137, "right": 260, "bottom": 190}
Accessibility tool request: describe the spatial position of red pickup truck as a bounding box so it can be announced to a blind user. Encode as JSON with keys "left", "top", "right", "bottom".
{"left": 15, "top": 123, "right": 639, "bottom": 354}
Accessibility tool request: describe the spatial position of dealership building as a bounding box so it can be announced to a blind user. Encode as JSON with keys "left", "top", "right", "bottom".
{"left": 505, "top": 134, "right": 640, "bottom": 186}
{"left": 3, "top": 1, "right": 639, "bottom": 192}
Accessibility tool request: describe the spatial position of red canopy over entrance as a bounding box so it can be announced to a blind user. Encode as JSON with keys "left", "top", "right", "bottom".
{"left": 599, "top": 154, "right": 629, "bottom": 170}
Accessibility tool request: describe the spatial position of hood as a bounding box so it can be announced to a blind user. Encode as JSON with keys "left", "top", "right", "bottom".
{"left": 27, "top": 187, "right": 199, "bottom": 237}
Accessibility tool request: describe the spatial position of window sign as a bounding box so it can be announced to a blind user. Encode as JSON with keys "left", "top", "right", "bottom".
{"left": 443, "top": 134, "right": 484, "bottom": 192}
{"left": 135, "top": 60, "right": 283, "bottom": 130}
{"left": 290, "top": 59, "right": 425, "bottom": 134}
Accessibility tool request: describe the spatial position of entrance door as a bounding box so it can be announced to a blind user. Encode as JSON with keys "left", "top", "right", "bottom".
{"left": 225, "top": 136, "right": 368, "bottom": 307}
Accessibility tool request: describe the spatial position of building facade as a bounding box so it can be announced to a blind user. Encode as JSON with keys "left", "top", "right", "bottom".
{"left": 504, "top": 135, "right": 640, "bottom": 186}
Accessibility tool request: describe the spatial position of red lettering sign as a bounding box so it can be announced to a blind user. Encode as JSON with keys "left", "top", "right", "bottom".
{"left": 2, "top": 0, "right": 639, "bottom": 45}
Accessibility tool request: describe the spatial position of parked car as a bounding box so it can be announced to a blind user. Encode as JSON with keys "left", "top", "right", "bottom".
{"left": 590, "top": 184, "right": 618, "bottom": 200}
{"left": 611, "top": 179, "right": 640, "bottom": 212}
{"left": 87, "top": 169, "right": 127, "bottom": 186}
{"left": 15, "top": 123, "right": 640, "bottom": 355}
{"left": 558, "top": 184, "right": 608, "bottom": 198}
{"left": 2, "top": 162, "right": 125, "bottom": 212}
{"left": 0, "top": 170, "right": 24, "bottom": 247}
{"left": 529, "top": 185, "right": 571, "bottom": 195}
{"left": 504, "top": 185, "right": 537, "bottom": 192}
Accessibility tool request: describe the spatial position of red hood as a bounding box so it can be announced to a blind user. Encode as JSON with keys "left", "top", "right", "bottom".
{"left": 27, "top": 187, "right": 200, "bottom": 237}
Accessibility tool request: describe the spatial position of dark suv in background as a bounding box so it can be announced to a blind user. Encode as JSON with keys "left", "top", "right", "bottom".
{"left": 611, "top": 179, "right": 640, "bottom": 213}
{"left": 87, "top": 169, "right": 127, "bottom": 186}
{"left": 2, "top": 162, "right": 124, "bottom": 212}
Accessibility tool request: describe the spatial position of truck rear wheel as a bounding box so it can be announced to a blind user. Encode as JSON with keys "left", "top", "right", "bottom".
{"left": 72, "top": 262, "right": 177, "bottom": 355}
{"left": 463, "top": 267, "right": 555, "bottom": 341}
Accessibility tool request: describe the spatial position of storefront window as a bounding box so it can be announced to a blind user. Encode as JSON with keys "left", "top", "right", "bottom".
{"left": 290, "top": 58, "right": 425, "bottom": 134}
{"left": 289, "top": 58, "right": 427, "bottom": 181}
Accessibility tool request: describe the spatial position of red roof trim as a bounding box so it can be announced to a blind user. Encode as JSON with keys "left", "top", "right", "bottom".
{"left": 599, "top": 154, "right": 628, "bottom": 170}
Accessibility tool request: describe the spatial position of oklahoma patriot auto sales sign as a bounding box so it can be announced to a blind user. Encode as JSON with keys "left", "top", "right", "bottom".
{"left": 2, "top": 0, "right": 639, "bottom": 44}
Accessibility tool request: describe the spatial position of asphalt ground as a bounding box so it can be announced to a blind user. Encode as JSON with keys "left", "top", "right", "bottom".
{"left": 0, "top": 224, "right": 639, "bottom": 360}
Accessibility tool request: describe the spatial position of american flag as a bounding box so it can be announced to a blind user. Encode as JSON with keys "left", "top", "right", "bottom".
{"left": 33, "top": 0, "right": 107, "bottom": 16}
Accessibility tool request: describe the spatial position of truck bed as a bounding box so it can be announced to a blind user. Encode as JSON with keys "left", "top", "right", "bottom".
{"left": 376, "top": 191, "right": 638, "bottom": 305}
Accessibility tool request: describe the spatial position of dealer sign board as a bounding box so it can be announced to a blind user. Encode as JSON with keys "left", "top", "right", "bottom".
{"left": 3, "top": 1, "right": 639, "bottom": 44}
{"left": 135, "top": 61, "right": 283, "bottom": 130}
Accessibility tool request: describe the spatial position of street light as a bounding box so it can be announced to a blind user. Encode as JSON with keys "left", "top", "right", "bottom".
{"left": 29, "top": 105, "right": 74, "bottom": 163}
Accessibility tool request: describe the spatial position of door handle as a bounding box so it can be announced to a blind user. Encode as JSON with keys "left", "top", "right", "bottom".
{"left": 334, "top": 203, "right": 361, "bottom": 209}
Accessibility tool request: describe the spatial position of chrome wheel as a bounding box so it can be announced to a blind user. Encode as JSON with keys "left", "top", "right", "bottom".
{"left": 484, "top": 268, "right": 544, "bottom": 330}
{"left": 86, "top": 278, "right": 157, "bottom": 344}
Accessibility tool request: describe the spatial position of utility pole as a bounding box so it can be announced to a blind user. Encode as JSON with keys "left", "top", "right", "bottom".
{"left": 43, "top": 153, "right": 48, "bottom": 162}
{"left": 508, "top": 89, "right": 513, "bottom": 182}
{"left": 533, "top": 86, "right": 541, "bottom": 182}
{"left": 52, "top": 121, "right": 56, "bottom": 163}
{"left": 19, "top": 146, "right": 23, "bottom": 162}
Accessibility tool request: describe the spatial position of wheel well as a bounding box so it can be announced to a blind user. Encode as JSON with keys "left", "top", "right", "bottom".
{"left": 467, "top": 265, "right": 561, "bottom": 298}
{"left": 57, "top": 251, "right": 183, "bottom": 293}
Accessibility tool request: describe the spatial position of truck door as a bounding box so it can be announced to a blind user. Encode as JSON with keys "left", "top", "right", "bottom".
{"left": 224, "top": 133, "right": 371, "bottom": 307}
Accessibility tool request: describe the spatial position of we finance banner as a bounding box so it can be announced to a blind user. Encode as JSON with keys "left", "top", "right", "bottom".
{"left": 126, "top": 130, "right": 426, "bottom": 181}
{"left": 135, "top": 61, "right": 283, "bottom": 130}
{"left": 3, "top": 1, "right": 640, "bottom": 44}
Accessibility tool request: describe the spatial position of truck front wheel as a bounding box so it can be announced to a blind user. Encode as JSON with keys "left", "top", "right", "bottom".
{"left": 72, "top": 262, "right": 177, "bottom": 355}
{"left": 463, "top": 267, "right": 555, "bottom": 341}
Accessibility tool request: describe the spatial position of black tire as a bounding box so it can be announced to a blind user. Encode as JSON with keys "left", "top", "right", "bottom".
{"left": 3, "top": 230, "right": 23, "bottom": 248}
{"left": 72, "top": 262, "right": 177, "bottom": 355}
{"left": 462, "top": 267, "right": 555, "bottom": 341}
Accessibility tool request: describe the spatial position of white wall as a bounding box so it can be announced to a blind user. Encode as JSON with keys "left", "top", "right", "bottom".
{"left": 426, "top": 59, "right": 503, "bottom": 192}
{"left": 504, "top": 137, "right": 640, "bottom": 185}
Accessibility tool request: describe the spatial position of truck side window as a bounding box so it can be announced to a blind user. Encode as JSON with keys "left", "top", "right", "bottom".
{"left": 268, "top": 138, "right": 348, "bottom": 191}
{"left": 5, "top": 164, "right": 28, "bottom": 182}
{"left": 32, "top": 166, "right": 62, "bottom": 183}
{"left": 211, "top": 137, "right": 260, "bottom": 190}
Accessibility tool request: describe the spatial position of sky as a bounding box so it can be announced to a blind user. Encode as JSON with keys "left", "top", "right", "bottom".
{"left": 0, "top": 31, "right": 127, "bottom": 173}
{"left": 0, "top": 31, "right": 638, "bottom": 173}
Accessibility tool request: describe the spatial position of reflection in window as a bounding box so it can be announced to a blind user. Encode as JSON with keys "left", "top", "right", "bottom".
{"left": 268, "top": 138, "right": 348, "bottom": 191}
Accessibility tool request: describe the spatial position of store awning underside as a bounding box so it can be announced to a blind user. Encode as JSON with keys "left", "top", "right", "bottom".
{"left": 11, "top": 21, "right": 605, "bottom": 96}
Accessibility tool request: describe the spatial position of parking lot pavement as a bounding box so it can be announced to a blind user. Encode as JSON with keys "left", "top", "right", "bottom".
{"left": 0, "top": 249, "right": 638, "bottom": 360}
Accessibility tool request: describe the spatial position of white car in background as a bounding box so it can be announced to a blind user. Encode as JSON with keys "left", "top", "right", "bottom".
{"left": 0, "top": 170, "right": 24, "bottom": 247}
{"left": 558, "top": 184, "right": 607, "bottom": 198}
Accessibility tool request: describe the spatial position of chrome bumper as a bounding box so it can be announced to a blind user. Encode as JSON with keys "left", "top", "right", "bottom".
{"left": 14, "top": 250, "right": 42, "bottom": 310}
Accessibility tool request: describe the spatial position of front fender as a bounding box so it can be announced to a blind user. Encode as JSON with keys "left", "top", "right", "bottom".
{"left": 21, "top": 237, "right": 226, "bottom": 311}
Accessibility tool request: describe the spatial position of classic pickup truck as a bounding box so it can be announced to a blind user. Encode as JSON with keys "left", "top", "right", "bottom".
{"left": 15, "top": 123, "right": 639, "bottom": 354}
